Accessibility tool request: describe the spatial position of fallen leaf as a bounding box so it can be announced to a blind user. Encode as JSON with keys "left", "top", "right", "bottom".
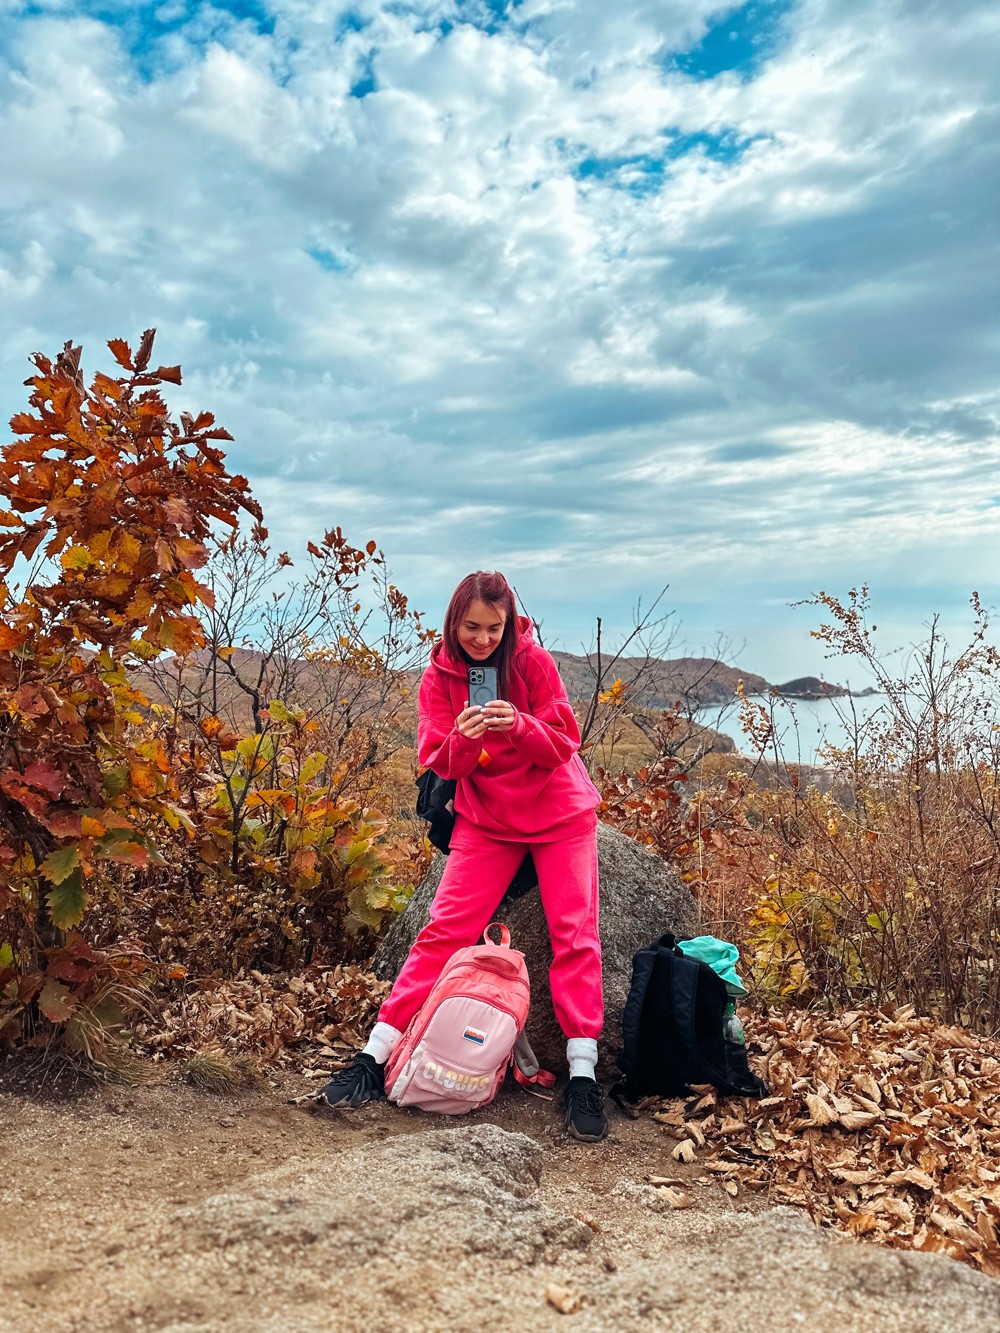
{"left": 884, "top": 1168, "right": 936, "bottom": 1191}
{"left": 806, "top": 1094, "right": 837, "bottom": 1126}
{"left": 718, "top": 1116, "right": 747, "bottom": 1135}
{"left": 663, "top": 1187, "right": 693, "bottom": 1208}
{"left": 838, "top": 1111, "right": 879, "bottom": 1131}
{"left": 683, "top": 1120, "right": 707, "bottom": 1147}
{"left": 672, "top": 1140, "right": 697, "bottom": 1164}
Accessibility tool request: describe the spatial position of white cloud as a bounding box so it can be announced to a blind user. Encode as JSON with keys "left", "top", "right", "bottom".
{"left": 0, "top": 0, "right": 997, "bottom": 678}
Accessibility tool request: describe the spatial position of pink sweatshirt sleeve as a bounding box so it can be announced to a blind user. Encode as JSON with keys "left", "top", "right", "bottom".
{"left": 417, "top": 667, "right": 482, "bottom": 778}
{"left": 506, "top": 648, "right": 582, "bottom": 768}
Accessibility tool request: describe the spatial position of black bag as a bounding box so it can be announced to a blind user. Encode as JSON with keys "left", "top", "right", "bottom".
{"left": 414, "top": 769, "right": 537, "bottom": 901}
{"left": 415, "top": 768, "right": 457, "bottom": 855}
{"left": 614, "top": 933, "right": 770, "bottom": 1102}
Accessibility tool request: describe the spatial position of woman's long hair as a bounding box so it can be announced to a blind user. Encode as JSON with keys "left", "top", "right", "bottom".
{"left": 442, "top": 571, "right": 519, "bottom": 699}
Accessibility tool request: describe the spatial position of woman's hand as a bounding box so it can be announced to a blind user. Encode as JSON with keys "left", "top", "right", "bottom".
{"left": 481, "top": 699, "right": 516, "bottom": 732}
{"left": 455, "top": 699, "right": 517, "bottom": 738}
{"left": 456, "top": 702, "right": 490, "bottom": 739}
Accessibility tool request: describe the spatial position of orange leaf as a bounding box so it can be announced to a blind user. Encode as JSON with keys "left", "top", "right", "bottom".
{"left": 107, "top": 338, "right": 133, "bottom": 370}
{"left": 105, "top": 841, "right": 149, "bottom": 868}
{"left": 129, "top": 762, "right": 159, "bottom": 797}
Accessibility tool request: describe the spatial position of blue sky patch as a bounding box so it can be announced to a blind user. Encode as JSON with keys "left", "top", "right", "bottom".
{"left": 306, "top": 246, "right": 350, "bottom": 274}
{"left": 665, "top": 129, "right": 764, "bottom": 164}
{"left": 336, "top": 9, "right": 370, "bottom": 38}
{"left": 668, "top": 0, "right": 796, "bottom": 82}
{"left": 575, "top": 128, "right": 759, "bottom": 194}
{"left": 62, "top": 1, "right": 277, "bottom": 83}
{"left": 350, "top": 50, "right": 377, "bottom": 98}
{"left": 575, "top": 153, "right": 666, "bottom": 197}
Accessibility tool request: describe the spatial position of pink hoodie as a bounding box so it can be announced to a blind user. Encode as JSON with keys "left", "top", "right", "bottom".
{"left": 417, "top": 617, "right": 600, "bottom": 841}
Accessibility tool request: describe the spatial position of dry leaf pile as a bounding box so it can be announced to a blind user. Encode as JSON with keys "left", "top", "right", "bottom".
{"left": 134, "top": 964, "right": 389, "bottom": 1070}
{"left": 642, "top": 1005, "right": 1000, "bottom": 1277}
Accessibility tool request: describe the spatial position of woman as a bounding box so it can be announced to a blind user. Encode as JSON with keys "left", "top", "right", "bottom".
{"left": 319, "top": 571, "right": 607, "bottom": 1141}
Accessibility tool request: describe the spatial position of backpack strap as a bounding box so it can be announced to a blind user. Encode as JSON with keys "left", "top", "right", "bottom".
{"left": 511, "top": 1031, "right": 555, "bottom": 1100}
{"left": 610, "top": 938, "right": 662, "bottom": 1112}
{"left": 618, "top": 941, "right": 659, "bottom": 1079}
{"left": 655, "top": 932, "right": 681, "bottom": 951}
{"left": 483, "top": 922, "right": 512, "bottom": 947}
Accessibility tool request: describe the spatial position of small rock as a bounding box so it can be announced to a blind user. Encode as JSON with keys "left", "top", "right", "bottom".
{"left": 546, "top": 1283, "right": 582, "bottom": 1314}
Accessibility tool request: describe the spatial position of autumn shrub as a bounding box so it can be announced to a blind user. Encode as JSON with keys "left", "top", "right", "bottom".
{"left": 678, "top": 590, "right": 1000, "bottom": 1033}
{"left": 111, "top": 525, "right": 435, "bottom": 974}
{"left": 0, "top": 332, "right": 263, "bottom": 1049}
{"left": 0, "top": 332, "right": 431, "bottom": 1055}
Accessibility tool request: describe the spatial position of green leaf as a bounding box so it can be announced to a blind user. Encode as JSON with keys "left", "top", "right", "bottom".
{"left": 266, "top": 699, "right": 293, "bottom": 723}
{"left": 38, "top": 977, "right": 77, "bottom": 1022}
{"left": 0, "top": 942, "right": 13, "bottom": 968}
{"left": 129, "top": 637, "right": 160, "bottom": 661}
{"left": 103, "top": 764, "right": 129, "bottom": 798}
{"left": 346, "top": 884, "right": 384, "bottom": 931}
{"left": 161, "top": 802, "right": 195, "bottom": 835}
{"left": 300, "top": 752, "right": 327, "bottom": 784}
{"left": 47, "top": 867, "right": 87, "bottom": 929}
{"left": 40, "top": 845, "right": 81, "bottom": 885}
{"left": 345, "top": 838, "right": 371, "bottom": 866}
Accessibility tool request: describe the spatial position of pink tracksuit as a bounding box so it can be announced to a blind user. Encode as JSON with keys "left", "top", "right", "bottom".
{"left": 378, "top": 618, "right": 603, "bottom": 1040}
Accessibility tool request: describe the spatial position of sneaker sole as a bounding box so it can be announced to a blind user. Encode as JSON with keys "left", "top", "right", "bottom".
{"left": 565, "top": 1121, "right": 609, "bottom": 1143}
{"left": 315, "top": 1088, "right": 383, "bottom": 1110}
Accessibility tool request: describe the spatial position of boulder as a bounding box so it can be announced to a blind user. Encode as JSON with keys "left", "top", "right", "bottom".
{"left": 372, "top": 821, "right": 699, "bottom": 1077}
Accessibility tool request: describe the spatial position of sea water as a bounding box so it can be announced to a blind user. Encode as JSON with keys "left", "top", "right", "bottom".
{"left": 705, "top": 693, "right": 889, "bottom": 763}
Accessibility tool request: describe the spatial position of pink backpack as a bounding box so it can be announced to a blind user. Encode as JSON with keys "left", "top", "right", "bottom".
{"left": 385, "top": 923, "right": 549, "bottom": 1114}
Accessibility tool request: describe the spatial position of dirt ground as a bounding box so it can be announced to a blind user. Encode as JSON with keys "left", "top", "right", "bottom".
{"left": 2, "top": 1063, "right": 997, "bottom": 1333}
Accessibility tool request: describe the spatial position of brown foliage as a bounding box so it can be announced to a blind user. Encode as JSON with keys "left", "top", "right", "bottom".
{"left": 641, "top": 1005, "right": 1000, "bottom": 1278}
{"left": 0, "top": 332, "right": 429, "bottom": 1053}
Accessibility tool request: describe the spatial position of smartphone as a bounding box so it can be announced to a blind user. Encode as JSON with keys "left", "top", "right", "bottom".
{"left": 468, "top": 666, "right": 498, "bottom": 709}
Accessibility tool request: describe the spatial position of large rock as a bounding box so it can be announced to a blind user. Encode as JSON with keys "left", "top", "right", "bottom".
{"left": 372, "top": 822, "right": 699, "bottom": 1077}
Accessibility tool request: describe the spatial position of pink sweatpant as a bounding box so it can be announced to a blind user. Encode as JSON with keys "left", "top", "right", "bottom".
{"left": 378, "top": 814, "right": 602, "bottom": 1040}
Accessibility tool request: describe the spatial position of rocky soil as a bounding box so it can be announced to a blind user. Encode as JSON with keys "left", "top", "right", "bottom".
{"left": 2, "top": 1068, "right": 996, "bottom": 1333}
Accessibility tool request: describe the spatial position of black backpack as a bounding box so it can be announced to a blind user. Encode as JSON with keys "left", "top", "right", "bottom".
{"left": 414, "top": 769, "right": 457, "bottom": 855}
{"left": 414, "top": 768, "right": 537, "bottom": 902}
{"left": 613, "top": 932, "right": 770, "bottom": 1103}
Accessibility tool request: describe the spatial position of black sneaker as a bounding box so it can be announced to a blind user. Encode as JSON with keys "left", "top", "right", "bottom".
{"left": 317, "top": 1053, "right": 385, "bottom": 1109}
{"left": 564, "top": 1076, "right": 608, "bottom": 1142}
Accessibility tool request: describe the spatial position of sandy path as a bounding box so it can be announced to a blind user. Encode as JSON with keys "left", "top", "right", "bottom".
{"left": 2, "top": 1070, "right": 996, "bottom": 1333}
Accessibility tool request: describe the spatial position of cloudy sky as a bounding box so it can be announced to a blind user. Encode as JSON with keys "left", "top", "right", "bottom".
{"left": 1, "top": 0, "right": 998, "bottom": 682}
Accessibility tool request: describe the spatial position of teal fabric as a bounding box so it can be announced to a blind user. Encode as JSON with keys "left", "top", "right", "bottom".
{"left": 676, "top": 936, "right": 748, "bottom": 996}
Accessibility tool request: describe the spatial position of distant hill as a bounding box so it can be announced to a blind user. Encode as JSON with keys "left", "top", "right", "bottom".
{"left": 550, "top": 652, "right": 769, "bottom": 708}
{"left": 773, "top": 676, "right": 879, "bottom": 700}
{"left": 773, "top": 675, "right": 847, "bottom": 699}
{"left": 141, "top": 646, "right": 864, "bottom": 723}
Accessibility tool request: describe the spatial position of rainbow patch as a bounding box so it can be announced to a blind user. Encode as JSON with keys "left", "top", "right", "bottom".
{"left": 463, "top": 1026, "right": 487, "bottom": 1045}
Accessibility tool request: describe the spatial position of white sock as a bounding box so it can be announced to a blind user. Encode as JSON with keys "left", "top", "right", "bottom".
{"left": 566, "top": 1036, "right": 598, "bottom": 1081}
{"left": 362, "top": 1022, "right": 402, "bottom": 1065}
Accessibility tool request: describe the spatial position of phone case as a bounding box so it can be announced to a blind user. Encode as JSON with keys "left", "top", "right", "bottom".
{"left": 468, "top": 666, "right": 498, "bottom": 708}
